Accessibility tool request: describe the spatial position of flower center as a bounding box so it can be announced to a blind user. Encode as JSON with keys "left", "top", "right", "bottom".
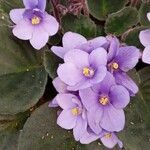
{"left": 99, "top": 96, "right": 109, "bottom": 105}
{"left": 31, "top": 16, "right": 41, "bottom": 25}
{"left": 83, "top": 67, "right": 94, "bottom": 77}
{"left": 71, "top": 108, "right": 80, "bottom": 116}
{"left": 104, "top": 133, "right": 112, "bottom": 139}
{"left": 112, "top": 62, "right": 119, "bottom": 70}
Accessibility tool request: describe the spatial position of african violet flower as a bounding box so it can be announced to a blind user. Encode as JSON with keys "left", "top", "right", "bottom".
{"left": 107, "top": 36, "right": 140, "bottom": 96}
{"left": 51, "top": 32, "right": 108, "bottom": 58}
{"left": 139, "top": 12, "right": 150, "bottom": 64}
{"left": 79, "top": 72, "right": 130, "bottom": 133}
{"left": 57, "top": 49, "right": 107, "bottom": 91}
{"left": 10, "top": 0, "right": 59, "bottom": 49}
{"left": 56, "top": 93, "right": 87, "bottom": 141}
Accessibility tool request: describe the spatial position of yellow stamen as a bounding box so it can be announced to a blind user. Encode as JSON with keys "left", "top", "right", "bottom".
{"left": 71, "top": 108, "right": 80, "bottom": 116}
{"left": 31, "top": 16, "right": 41, "bottom": 25}
{"left": 99, "top": 96, "right": 109, "bottom": 105}
{"left": 83, "top": 67, "right": 94, "bottom": 77}
{"left": 104, "top": 133, "right": 112, "bottom": 139}
{"left": 112, "top": 62, "right": 119, "bottom": 70}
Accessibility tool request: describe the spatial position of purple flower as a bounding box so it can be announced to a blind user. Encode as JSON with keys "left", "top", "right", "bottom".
{"left": 56, "top": 93, "right": 87, "bottom": 141}
{"left": 10, "top": 0, "right": 59, "bottom": 49}
{"left": 107, "top": 36, "right": 140, "bottom": 96}
{"left": 51, "top": 32, "right": 108, "bottom": 58}
{"left": 57, "top": 49, "right": 107, "bottom": 91}
{"left": 79, "top": 72, "right": 130, "bottom": 133}
{"left": 139, "top": 13, "right": 150, "bottom": 64}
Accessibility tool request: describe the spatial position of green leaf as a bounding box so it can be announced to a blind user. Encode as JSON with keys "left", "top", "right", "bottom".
{"left": 105, "top": 7, "right": 139, "bottom": 36}
{"left": 139, "top": 2, "right": 150, "bottom": 26}
{"left": 122, "top": 26, "right": 147, "bottom": 49}
{"left": 44, "top": 51, "right": 62, "bottom": 79}
{"left": 0, "top": 24, "right": 47, "bottom": 114}
{"left": 62, "top": 14, "right": 96, "bottom": 38}
{"left": 87, "top": 0, "right": 128, "bottom": 20}
{"left": 0, "top": 112, "right": 29, "bottom": 150}
{"left": 119, "top": 67, "right": 150, "bottom": 150}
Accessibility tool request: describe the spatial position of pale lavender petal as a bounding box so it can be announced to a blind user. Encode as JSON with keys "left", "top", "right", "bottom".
{"left": 79, "top": 88, "right": 98, "bottom": 111}
{"left": 73, "top": 116, "right": 87, "bottom": 141}
{"left": 100, "top": 104, "right": 125, "bottom": 132}
{"left": 48, "top": 97, "right": 58, "bottom": 107}
{"left": 13, "top": 19, "right": 33, "bottom": 40}
{"left": 51, "top": 46, "right": 69, "bottom": 59}
{"left": 23, "top": 0, "right": 38, "bottom": 9}
{"left": 30, "top": 25, "right": 49, "bottom": 49}
{"left": 90, "top": 66, "right": 107, "bottom": 84}
{"left": 87, "top": 107, "right": 103, "bottom": 134}
{"left": 53, "top": 77, "right": 68, "bottom": 93}
{"left": 56, "top": 93, "right": 77, "bottom": 109}
{"left": 114, "top": 72, "right": 139, "bottom": 96}
{"left": 142, "top": 46, "right": 150, "bottom": 64}
{"left": 57, "top": 109, "right": 77, "bottom": 129}
{"left": 101, "top": 132, "right": 119, "bottom": 149}
{"left": 92, "top": 72, "right": 116, "bottom": 94}
{"left": 64, "top": 49, "right": 89, "bottom": 69}
{"left": 115, "top": 46, "right": 140, "bottom": 72}
{"left": 57, "top": 63, "right": 83, "bottom": 86}
{"left": 110, "top": 85, "right": 130, "bottom": 109}
{"left": 9, "top": 9, "right": 25, "bottom": 24}
{"left": 89, "top": 48, "right": 107, "bottom": 67}
{"left": 38, "top": 0, "right": 46, "bottom": 11}
{"left": 63, "top": 32, "right": 87, "bottom": 49}
{"left": 43, "top": 14, "right": 59, "bottom": 36}
{"left": 139, "top": 29, "right": 150, "bottom": 47}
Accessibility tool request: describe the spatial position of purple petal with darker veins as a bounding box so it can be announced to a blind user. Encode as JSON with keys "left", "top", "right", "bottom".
{"left": 139, "top": 29, "right": 150, "bottom": 47}
{"left": 23, "top": 0, "right": 38, "bottom": 9}
{"left": 79, "top": 88, "right": 98, "bottom": 111}
{"left": 110, "top": 85, "right": 130, "bottom": 109}
{"left": 30, "top": 25, "right": 49, "bottom": 50}
{"left": 64, "top": 49, "right": 89, "bottom": 69}
{"left": 62, "top": 32, "right": 87, "bottom": 49}
{"left": 43, "top": 13, "right": 59, "bottom": 36}
{"left": 100, "top": 104, "right": 125, "bottom": 132}
{"left": 9, "top": 9, "right": 25, "bottom": 24}
{"left": 73, "top": 116, "right": 87, "bottom": 141}
{"left": 142, "top": 46, "right": 150, "bottom": 64}
{"left": 56, "top": 93, "right": 77, "bottom": 109}
{"left": 114, "top": 72, "right": 139, "bottom": 96}
{"left": 57, "top": 109, "right": 77, "bottom": 129}
{"left": 92, "top": 72, "right": 116, "bottom": 94}
{"left": 13, "top": 19, "right": 34, "bottom": 40}
{"left": 115, "top": 46, "right": 140, "bottom": 72}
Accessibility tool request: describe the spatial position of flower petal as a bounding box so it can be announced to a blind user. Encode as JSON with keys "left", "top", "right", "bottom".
{"left": 9, "top": 9, "right": 25, "bottom": 24}
{"left": 53, "top": 77, "right": 68, "bottom": 93}
{"left": 73, "top": 116, "right": 87, "bottom": 141}
{"left": 64, "top": 49, "right": 89, "bottom": 69}
{"left": 30, "top": 25, "right": 49, "bottom": 49}
{"left": 110, "top": 85, "right": 130, "bottom": 109}
{"left": 48, "top": 97, "right": 58, "bottom": 107}
{"left": 139, "top": 29, "right": 150, "bottom": 47}
{"left": 57, "top": 109, "right": 77, "bottom": 129}
{"left": 87, "top": 107, "right": 103, "bottom": 134}
{"left": 79, "top": 88, "right": 98, "bottom": 111}
{"left": 23, "top": 0, "right": 38, "bottom": 9}
{"left": 56, "top": 93, "right": 77, "bottom": 109}
{"left": 89, "top": 47, "right": 107, "bottom": 67}
{"left": 63, "top": 32, "right": 87, "bottom": 49}
{"left": 43, "top": 14, "right": 59, "bottom": 36}
{"left": 142, "top": 46, "right": 150, "bottom": 64}
{"left": 100, "top": 104, "right": 125, "bottom": 132}
{"left": 114, "top": 72, "right": 139, "bottom": 96}
{"left": 57, "top": 62, "right": 83, "bottom": 86}
{"left": 13, "top": 19, "right": 33, "bottom": 40}
{"left": 115, "top": 46, "right": 140, "bottom": 72}
{"left": 38, "top": 0, "right": 46, "bottom": 11}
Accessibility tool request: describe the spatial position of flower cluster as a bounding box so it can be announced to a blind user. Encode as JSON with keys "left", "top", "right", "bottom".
{"left": 139, "top": 12, "right": 150, "bottom": 64}
{"left": 10, "top": 0, "right": 59, "bottom": 50}
{"left": 49, "top": 32, "right": 140, "bottom": 149}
